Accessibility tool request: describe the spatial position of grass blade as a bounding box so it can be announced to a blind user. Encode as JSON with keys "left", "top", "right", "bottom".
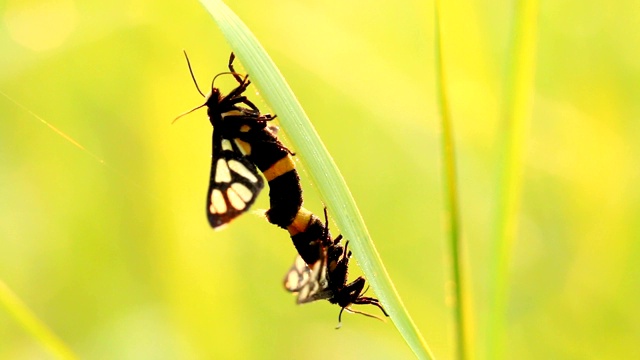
{"left": 0, "top": 279, "right": 77, "bottom": 359}
{"left": 433, "top": 2, "right": 469, "bottom": 359}
{"left": 197, "top": 0, "right": 435, "bottom": 358}
{"left": 486, "top": 0, "right": 539, "bottom": 358}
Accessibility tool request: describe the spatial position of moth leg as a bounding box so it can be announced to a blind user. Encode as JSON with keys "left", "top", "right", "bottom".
{"left": 228, "top": 52, "right": 245, "bottom": 85}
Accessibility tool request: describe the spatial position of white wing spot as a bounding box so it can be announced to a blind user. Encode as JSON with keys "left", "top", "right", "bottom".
{"left": 228, "top": 160, "right": 259, "bottom": 183}
{"left": 221, "top": 139, "right": 233, "bottom": 151}
{"left": 214, "top": 159, "right": 232, "bottom": 183}
{"left": 210, "top": 189, "right": 227, "bottom": 214}
{"left": 226, "top": 187, "right": 247, "bottom": 210}
{"left": 230, "top": 183, "right": 253, "bottom": 202}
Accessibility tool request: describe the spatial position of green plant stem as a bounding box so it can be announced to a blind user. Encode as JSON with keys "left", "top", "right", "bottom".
{"left": 486, "top": 0, "right": 538, "bottom": 359}
{"left": 0, "top": 280, "right": 77, "bottom": 359}
{"left": 198, "top": 0, "right": 435, "bottom": 358}
{"left": 433, "top": 2, "right": 467, "bottom": 360}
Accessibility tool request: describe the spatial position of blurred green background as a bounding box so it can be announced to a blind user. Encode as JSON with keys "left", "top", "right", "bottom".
{"left": 1, "top": 0, "right": 639, "bottom": 359}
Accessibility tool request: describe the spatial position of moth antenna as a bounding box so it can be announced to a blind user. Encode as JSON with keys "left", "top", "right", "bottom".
{"left": 182, "top": 50, "right": 206, "bottom": 98}
{"left": 172, "top": 103, "right": 207, "bottom": 124}
{"left": 345, "top": 307, "right": 386, "bottom": 322}
{"left": 335, "top": 306, "right": 385, "bottom": 329}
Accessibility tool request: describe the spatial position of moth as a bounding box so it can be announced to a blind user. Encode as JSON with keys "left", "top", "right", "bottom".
{"left": 176, "top": 52, "right": 302, "bottom": 229}
{"left": 284, "top": 209, "right": 388, "bottom": 327}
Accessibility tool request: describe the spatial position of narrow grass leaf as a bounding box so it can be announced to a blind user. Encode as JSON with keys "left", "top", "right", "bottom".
{"left": 434, "top": 2, "right": 469, "bottom": 359}
{"left": 0, "top": 279, "right": 77, "bottom": 359}
{"left": 486, "top": 0, "right": 539, "bottom": 358}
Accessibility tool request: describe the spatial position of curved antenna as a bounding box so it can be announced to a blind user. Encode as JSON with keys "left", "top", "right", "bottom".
{"left": 172, "top": 103, "right": 207, "bottom": 124}
{"left": 182, "top": 50, "right": 205, "bottom": 97}
{"left": 335, "top": 306, "right": 385, "bottom": 329}
{"left": 348, "top": 308, "right": 385, "bottom": 322}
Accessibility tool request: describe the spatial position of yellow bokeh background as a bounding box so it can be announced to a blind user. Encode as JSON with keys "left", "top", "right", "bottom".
{"left": 1, "top": 0, "right": 639, "bottom": 359}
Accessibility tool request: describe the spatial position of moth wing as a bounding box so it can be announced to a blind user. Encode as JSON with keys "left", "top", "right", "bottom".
{"left": 283, "top": 256, "right": 311, "bottom": 292}
{"left": 206, "top": 131, "right": 264, "bottom": 229}
{"left": 283, "top": 253, "right": 332, "bottom": 304}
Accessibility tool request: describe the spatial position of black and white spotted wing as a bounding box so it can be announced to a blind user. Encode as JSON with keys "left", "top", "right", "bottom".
{"left": 283, "top": 254, "right": 332, "bottom": 304}
{"left": 206, "top": 130, "right": 264, "bottom": 229}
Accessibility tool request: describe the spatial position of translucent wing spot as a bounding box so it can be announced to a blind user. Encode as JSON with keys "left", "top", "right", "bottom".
{"left": 300, "top": 271, "right": 311, "bottom": 286}
{"left": 210, "top": 189, "right": 227, "bottom": 214}
{"left": 284, "top": 270, "right": 302, "bottom": 291}
{"left": 230, "top": 182, "right": 253, "bottom": 202}
{"left": 234, "top": 139, "right": 251, "bottom": 156}
{"left": 315, "top": 263, "right": 328, "bottom": 287}
{"left": 221, "top": 139, "right": 233, "bottom": 151}
{"left": 299, "top": 286, "right": 310, "bottom": 300}
{"left": 294, "top": 256, "right": 308, "bottom": 271}
{"left": 228, "top": 160, "right": 259, "bottom": 183}
{"left": 214, "top": 159, "right": 232, "bottom": 183}
{"left": 226, "top": 187, "right": 247, "bottom": 211}
{"left": 284, "top": 257, "right": 309, "bottom": 292}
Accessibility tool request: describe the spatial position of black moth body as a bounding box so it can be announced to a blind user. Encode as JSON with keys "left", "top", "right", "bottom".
{"left": 286, "top": 207, "right": 332, "bottom": 268}
{"left": 177, "top": 52, "right": 302, "bottom": 229}
{"left": 229, "top": 119, "right": 303, "bottom": 229}
{"left": 225, "top": 55, "right": 304, "bottom": 230}
{"left": 284, "top": 208, "right": 388, "bottom": 327}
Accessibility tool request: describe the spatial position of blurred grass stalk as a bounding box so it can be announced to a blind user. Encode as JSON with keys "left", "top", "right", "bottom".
{"left": 486, "top": 0, "right": 538, "bottom": 359}
{"left": 198, "top": 0, "right": 435, "bottom": 358}
{"left": 0, "top": 280, "right": 77, "bottom": 359}
{"left": 434, "top": 1, "right": 469, "bottom": 360}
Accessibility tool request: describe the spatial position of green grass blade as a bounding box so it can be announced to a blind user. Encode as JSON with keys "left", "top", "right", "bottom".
{"left": 0, "top": 279, "right": 77, "bottom": 359}
{"left": 486, "top": 0, "right": 538, "bottom": 358}
{"left": 433, "top": 2, "right": 468, "bottom": 360}
{"left": 198, "top": 0, "right": 435, "bottom": 358}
